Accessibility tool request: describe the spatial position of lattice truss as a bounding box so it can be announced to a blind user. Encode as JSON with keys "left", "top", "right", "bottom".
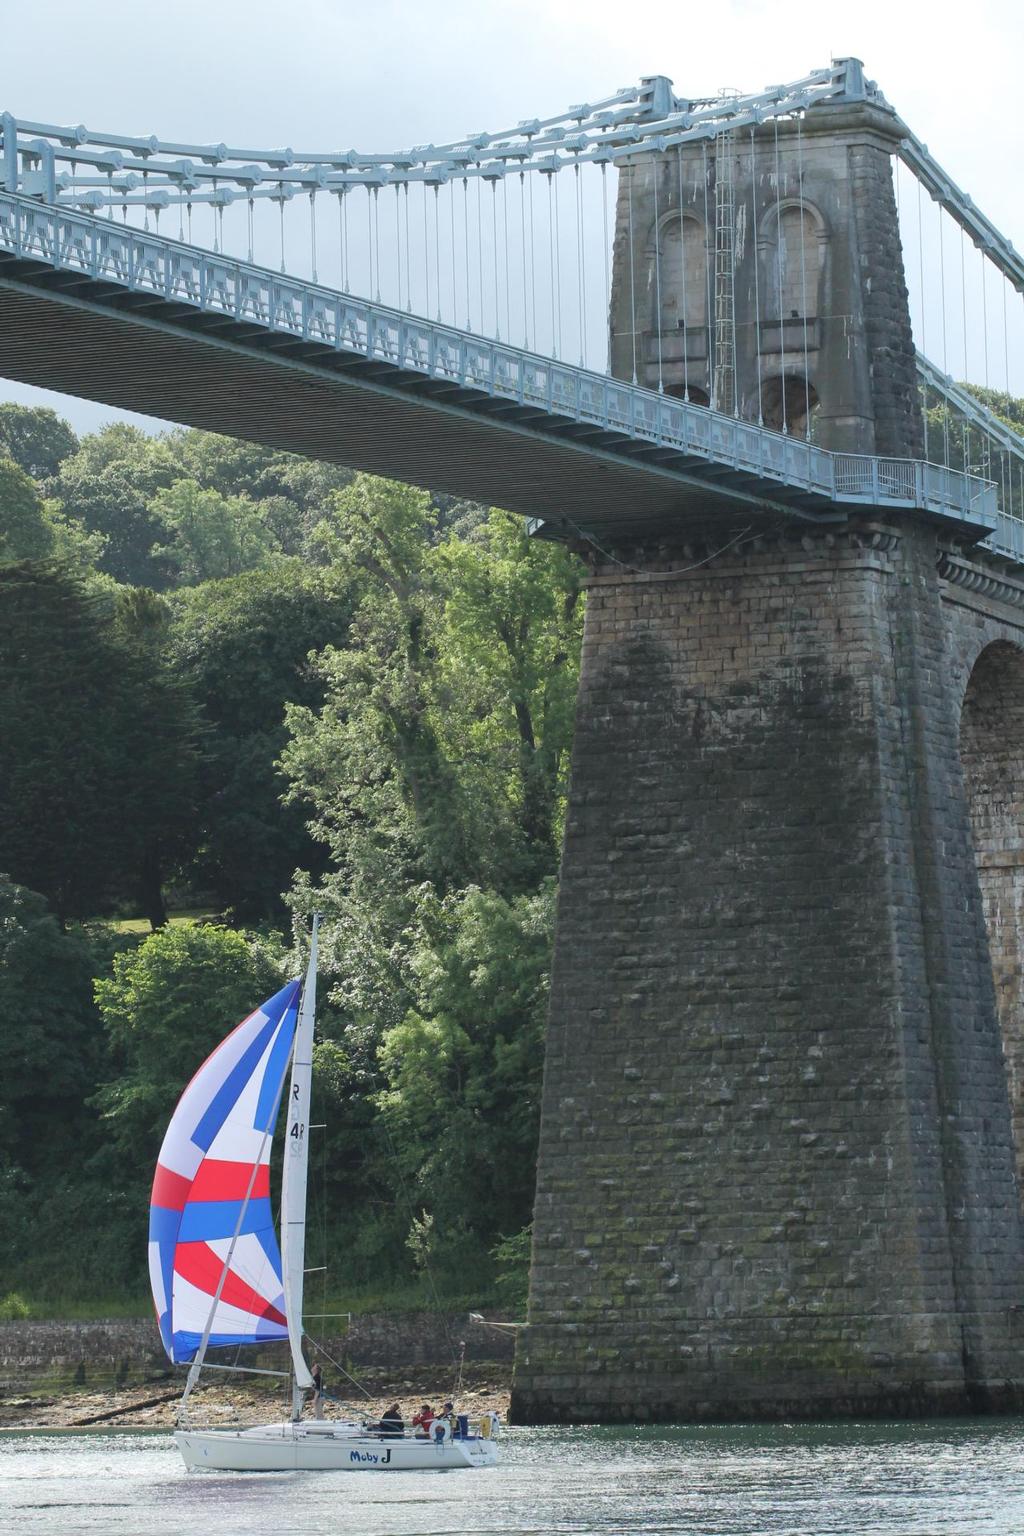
{"left": 1, "top": 58, "right": 1022, "bottom": 553}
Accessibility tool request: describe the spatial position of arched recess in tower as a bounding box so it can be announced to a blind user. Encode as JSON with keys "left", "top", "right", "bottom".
{"left": 647, "top": 211, "right": 709, "bottom": 400}
{"left": 757, "top": 200, "right": 827, "bottom": 435}
{"left": 960, "top": 639, "right": 1024, "bottom": 1191}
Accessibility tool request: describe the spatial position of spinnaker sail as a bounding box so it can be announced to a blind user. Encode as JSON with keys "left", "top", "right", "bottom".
{"left": 148, "top": 979, "right": 302, "bottom": 1363}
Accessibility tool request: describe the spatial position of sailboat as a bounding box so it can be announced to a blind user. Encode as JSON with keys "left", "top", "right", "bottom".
{"left": 148, "top": 916, "right": 500, "bottom": 1472}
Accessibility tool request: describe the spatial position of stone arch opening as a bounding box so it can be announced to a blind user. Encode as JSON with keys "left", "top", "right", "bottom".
{"left": 960, "top": 639, "right": 1024, "bottom": 1183}
{"left": 654, "top": 212, "right": 708, "bottom": 331}
{"left": 759, "top": 199, "right": 827, "bottom": 322}
{"left": 664, "top": 382, "right": 710, "bottom": 407}
{"left": 760, "top": 374, "right": 820, "bottom": 437}
{"left": 643, "top": 212, "right": 710, "bottom": 398}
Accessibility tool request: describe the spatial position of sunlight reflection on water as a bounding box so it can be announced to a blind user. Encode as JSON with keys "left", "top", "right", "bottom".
{"left": 2, "top": 1419, "right": 1023, "bottom": 1536}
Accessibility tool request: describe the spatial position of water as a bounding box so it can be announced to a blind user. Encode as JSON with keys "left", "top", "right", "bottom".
{"left": 2, "top": 1420, "right": 1024, "bottom": 1535}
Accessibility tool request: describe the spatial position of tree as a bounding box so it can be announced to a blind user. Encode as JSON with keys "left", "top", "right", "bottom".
{"left": 0, "top": 404, "right": 78, "bottom": 480}
{"left": 52, "top": 425, "right": 177, "bottom": 587}
{"left": 0, "top": 878, "right": 105, "bottom": 1172}
{"left": 375, "top": 881, "right": 555, "bottom": 1281}
{"left": 151, "top": 479, "right": 280, "bottom": 585}
{"left": 168, "top": 564, "right": 354, "bottom": 918}
{"left": 0, "top": 458, "right": 54, "bottom": 561}
{"left": 94, "top": 923, "right": 285, "bottom": 1167}
{"left": 0, "top": 563, "right": 201, "bottom": 922}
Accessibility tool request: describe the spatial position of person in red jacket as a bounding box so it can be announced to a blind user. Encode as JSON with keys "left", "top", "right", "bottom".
{"left": 411, "top": 1403, "right": 435, "bottom": 1438}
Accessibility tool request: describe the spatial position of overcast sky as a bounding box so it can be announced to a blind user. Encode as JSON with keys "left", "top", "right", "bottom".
{"left": 3, "top": 0, "right": 1022, "bottom": 435}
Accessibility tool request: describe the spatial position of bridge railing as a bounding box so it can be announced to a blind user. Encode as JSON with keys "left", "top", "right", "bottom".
{"left": 0, "top": 188, "right": 1000, "bottom": 540}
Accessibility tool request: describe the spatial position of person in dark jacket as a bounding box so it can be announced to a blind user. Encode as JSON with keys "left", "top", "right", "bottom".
{"left": 373, "top": 1403, "right": 404, "bottom": 1437}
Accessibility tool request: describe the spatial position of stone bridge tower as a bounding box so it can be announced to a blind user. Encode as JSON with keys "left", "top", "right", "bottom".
{"left": 511, "top": 86, "right": 1024, "bottom": 1422}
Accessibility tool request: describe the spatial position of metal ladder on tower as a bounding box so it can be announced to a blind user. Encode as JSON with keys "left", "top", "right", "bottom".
{"left": 711, "top": 127, "right": 737, "bottom": 416}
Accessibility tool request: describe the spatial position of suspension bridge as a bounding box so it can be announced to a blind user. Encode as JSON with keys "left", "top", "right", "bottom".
{"left": 6, "top": 60, "right": 1024, "bottom": 1426}
{"left": 0, "top": 58, "right": 1021, "bottom": 551}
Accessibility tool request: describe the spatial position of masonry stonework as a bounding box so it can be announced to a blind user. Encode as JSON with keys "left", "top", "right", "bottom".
{"left": 511, "top": 526, "right": 1024, "bottom": 1423}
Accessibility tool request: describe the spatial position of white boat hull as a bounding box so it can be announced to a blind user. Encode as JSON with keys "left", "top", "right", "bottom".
{"left": 174, "top": 1422, "right": 499, "bottom": 1472}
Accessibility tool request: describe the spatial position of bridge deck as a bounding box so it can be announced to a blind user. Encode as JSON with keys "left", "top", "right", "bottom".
{"left": 0, "top": 191, "right": 998, "bottom": 548}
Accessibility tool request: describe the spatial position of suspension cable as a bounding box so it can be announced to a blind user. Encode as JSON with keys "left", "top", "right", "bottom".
{"left": 678, "top": 146, "right": 690, "bottom": 403}
{"left": 601, "top": 162, "right": 610, "bottom": 372}
{"left": 520, "top": 170, "right": 529, "bottom": 348}
{"left": 627, "top": 160, "right": 637, "bottom": 382}
{"left": 653, "top": 158, "right": 663, "bottom": 391}
{"left": 772, "top": 116, "right": 787, "bottom": 434}
{"left": 701, "top": 140, "right": 713, "bottom": 407}
{"left": 749, "top": 127, "right": 763, "bottom": 424}
{"left": 796, "top": 113, "right": 811, "bottom": 437}
{"left": 463, "top": 177, "right": 472, "bottom": 330}
{"left": 553, "top": 170, "right": 563, "bottom": 360}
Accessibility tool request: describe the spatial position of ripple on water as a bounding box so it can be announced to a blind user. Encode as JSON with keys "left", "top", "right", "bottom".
{"left": 1, "top": 1420, "right": 1023, "bottom": 1535}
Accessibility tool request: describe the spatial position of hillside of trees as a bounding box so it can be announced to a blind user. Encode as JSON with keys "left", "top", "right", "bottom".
{"left": 0, "top": 402, "right": 583, "bottom": 1313}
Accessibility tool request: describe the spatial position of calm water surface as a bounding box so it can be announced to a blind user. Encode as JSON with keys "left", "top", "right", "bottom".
{"left": 2, "top": 1420, "right": 1023, "bottom": 1536}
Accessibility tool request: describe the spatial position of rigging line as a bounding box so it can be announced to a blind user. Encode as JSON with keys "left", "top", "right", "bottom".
{"left": 653, "top": 158, "right": 663, "bottom": 391}
{"left": 749, "top": 127, "right": 762, "bottom": 423}
{"left": 678, "top": 146, "right": 690, "bottom": 403}
{"left": 306, "top": 1337, "right": 374, "bottom": 1402}
{"left": 394, "top": 184, "right": 402, "bottom": 311}
{"left": 795, "top": 112, "right": 811, "bottom": 438}
{"left": 701, "top": 139, "right": 713, "bottom": 408}
{"left": 772, "top": 115, "right": 787, "bottom": 434}
{"left": 310, "top": 191, "right": 318, "bottom": 284}
{"left": 403, "top": 183, "right": 411, "bottom": 312}
{"left": 520, "top": 171, "right": 529, "bottom": 348}
{"left": 247, "top": 197, "right": 254, "bottom": 264}
{"left": 627, "top": 160, "right": 637, "bottom": 381}
{"left": 1003, "top": 274, "right": 1010, "bottom": 396}
{"left": 601, "top": 162, "right": 611, "bottom": 373}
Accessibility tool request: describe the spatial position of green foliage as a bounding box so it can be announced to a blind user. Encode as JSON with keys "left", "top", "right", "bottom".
{"left": 279, "top": 476, "right": 582, "bottom": 1288}
{"left": 491, "top": 1224, "right": 532, "bottom": 1312}
{"left": 167, "top": 564, "right": 354, "bottom": 918}
{"left": 150, "top": 478, "right": 280, "bottom": 584}
{"left": 0, "top": 404, "right": 78, "bottom": 480}
{"left": 0, "top": 878, "right": 106, "bottom": 1171}
{"left": 0, "top": 1291, "right": 30, "bottom": 1321}
{"left": 374, "top": 882, "right": 555, "bottom": 1277}
{"left": 0, "top": 563, "right": 202, "bottom": 921}
{"left": 0, "top": 457, "right": 54, "bottom": 561}
{"left": 94, "top": 923, "right": 285, "bottom": 1165}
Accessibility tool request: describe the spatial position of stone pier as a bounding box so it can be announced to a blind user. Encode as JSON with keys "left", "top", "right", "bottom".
{"left": 511, "top": 520, "right": 1024, "bottom": 1421}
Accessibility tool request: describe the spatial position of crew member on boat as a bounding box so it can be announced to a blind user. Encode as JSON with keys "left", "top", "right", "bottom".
{"left": 411, "top": 1404, "right": 435, "bottom": 1438}
{"left": 373, "top": 1403, "right": 404, "bottom": 1437}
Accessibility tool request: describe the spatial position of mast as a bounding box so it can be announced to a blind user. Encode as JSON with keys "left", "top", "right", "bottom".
{"left": 281, "top": 913, "right": 320, "bottom": 1416}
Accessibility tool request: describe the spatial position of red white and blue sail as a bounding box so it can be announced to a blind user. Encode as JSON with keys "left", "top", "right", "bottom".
{"left": 148, "top": 980, "right": 302, "bottom": 1363}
